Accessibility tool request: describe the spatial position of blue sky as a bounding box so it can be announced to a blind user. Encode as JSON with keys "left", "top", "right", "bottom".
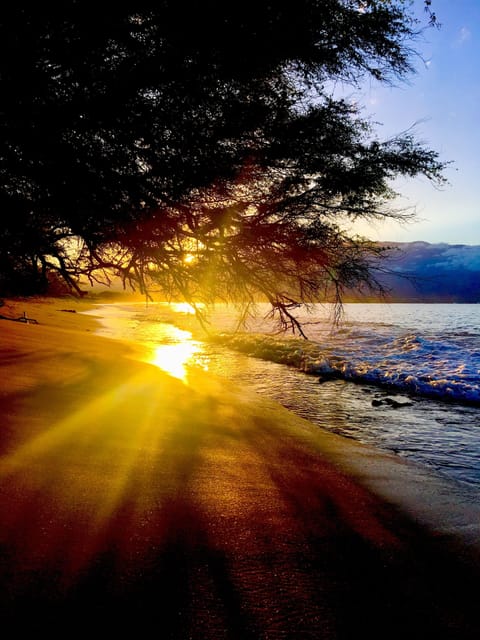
{"left": 349, "top": 0, "right": 480, "bottom": 245}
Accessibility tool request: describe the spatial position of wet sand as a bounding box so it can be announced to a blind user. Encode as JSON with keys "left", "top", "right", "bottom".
{"left": 0, "top": 297, "right": 479, "bottom": 638}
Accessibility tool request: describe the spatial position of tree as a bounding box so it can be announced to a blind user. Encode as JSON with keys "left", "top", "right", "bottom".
{"left": 0, "top": 1, "right": 445, "bottom": 331}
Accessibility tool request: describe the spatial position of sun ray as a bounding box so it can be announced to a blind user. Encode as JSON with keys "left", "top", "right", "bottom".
{"left": 0, "top": 365, "right": 190, "bottom": 581}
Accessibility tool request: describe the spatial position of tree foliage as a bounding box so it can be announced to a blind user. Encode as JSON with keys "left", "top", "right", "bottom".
{"left": 0, "top": 1, "right": 445, "bottom": 330}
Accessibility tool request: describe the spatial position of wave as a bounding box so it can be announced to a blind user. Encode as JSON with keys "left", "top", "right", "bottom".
{"left": 210, "top": 332, "right": 480, "bottom": 406}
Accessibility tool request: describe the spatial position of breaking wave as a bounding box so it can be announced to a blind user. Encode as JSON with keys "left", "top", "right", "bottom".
{"left": 209, "top": 320, "right": 480, "bottom": 406}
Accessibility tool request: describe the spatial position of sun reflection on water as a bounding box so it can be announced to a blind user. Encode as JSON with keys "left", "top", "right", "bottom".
{"left": 147, "top": 325, "right": 206, "bottom": 381}
{"left": 170, "top": 302, "right": 203, "bottom": 315}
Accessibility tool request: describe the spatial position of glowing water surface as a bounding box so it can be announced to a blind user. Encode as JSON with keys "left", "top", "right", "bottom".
{"left": 86, "top": 302, "right": 480, "bottom": 494}
{"left": 148, "top": 325, "right": 204, "bottom": 380}
{"left": 86, "top": 304, "right": 207, "bottom": 382}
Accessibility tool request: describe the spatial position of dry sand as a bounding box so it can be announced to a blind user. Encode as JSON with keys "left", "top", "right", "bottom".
{"left": 0, "top": 297, "right": 479, "bottom": 638}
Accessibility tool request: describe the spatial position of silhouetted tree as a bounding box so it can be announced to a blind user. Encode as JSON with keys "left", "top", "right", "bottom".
{"left": 0, "top": 1, "right": 445, "bottom": 330}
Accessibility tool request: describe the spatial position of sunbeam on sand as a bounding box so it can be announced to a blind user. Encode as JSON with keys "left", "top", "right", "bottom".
{"left": 0, "top": 297, "right": 480, "bottom": 638}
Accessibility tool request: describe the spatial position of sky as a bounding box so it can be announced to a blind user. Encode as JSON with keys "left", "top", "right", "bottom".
{"left": 349, "top": 0, "right": 480, "bottom": 245}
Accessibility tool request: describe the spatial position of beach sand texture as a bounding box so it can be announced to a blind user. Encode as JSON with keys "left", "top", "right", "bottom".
{"left": 0, "top": 298, "right": 479, "bottom": 638}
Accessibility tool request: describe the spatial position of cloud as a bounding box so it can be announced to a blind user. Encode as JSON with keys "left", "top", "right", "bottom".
{"left": 432, "top": 245, "right": 480, "bottom": 271}
{"left": 458, "top": 27, "right": 471, "bottom": 45}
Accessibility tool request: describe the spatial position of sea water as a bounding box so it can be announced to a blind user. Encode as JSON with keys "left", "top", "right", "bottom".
{"left": 88, "top": 302, "right": 480, "bottom": 493}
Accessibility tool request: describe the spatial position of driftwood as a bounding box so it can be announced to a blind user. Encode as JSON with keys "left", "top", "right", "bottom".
{"left": 0, "top": 311, "right": 39, "bottom": 325}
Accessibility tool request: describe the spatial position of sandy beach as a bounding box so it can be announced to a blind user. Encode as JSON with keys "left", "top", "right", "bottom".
{"left": 0, "top": 297, "right": 479, "bottom": 638}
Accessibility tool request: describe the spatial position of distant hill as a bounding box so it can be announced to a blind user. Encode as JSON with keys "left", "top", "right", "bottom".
{"left": 353, "top": 242, "right": 480, "bottom": 303}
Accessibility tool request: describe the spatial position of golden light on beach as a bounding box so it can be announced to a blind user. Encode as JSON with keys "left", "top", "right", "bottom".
{"left": 145, "top": 325, "right": 205, "bottom": 381}
{"left": 2, "top": 300, "right": 480, "bottom": 638}
{"left": 150, "top": 341, "right": 201, "bottom": 380}
{"left": 0, "top": 354, "right": 197, "bottom": 583}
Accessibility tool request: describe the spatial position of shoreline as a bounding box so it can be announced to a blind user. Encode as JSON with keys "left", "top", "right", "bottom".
{"left": 3, "top": 296, "right": 479, "bottom": 545}
{"left": 87, "top": 298, "right": 480, "bottom": 545}
{"left": 1, "top": 296, "right": 480, "bottom": 636}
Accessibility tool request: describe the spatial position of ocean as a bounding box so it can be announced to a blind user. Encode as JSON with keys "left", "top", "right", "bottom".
{"left": 87, "top": 302, "right": 480, "bottom": 494}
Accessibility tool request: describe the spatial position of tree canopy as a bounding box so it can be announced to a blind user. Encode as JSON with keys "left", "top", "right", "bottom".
{"left": 0, "top": 1, "right": 445, "bottom": 331}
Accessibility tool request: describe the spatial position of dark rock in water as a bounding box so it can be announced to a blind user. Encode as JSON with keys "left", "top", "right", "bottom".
{"left": 317, "top": 372, "right": 339, "bottom": 384}
{"left": 372, "top": 397, "right": 413, "bottom": 408}
{"left": 384, "top": 397, "right": 413, "bottom": 408}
